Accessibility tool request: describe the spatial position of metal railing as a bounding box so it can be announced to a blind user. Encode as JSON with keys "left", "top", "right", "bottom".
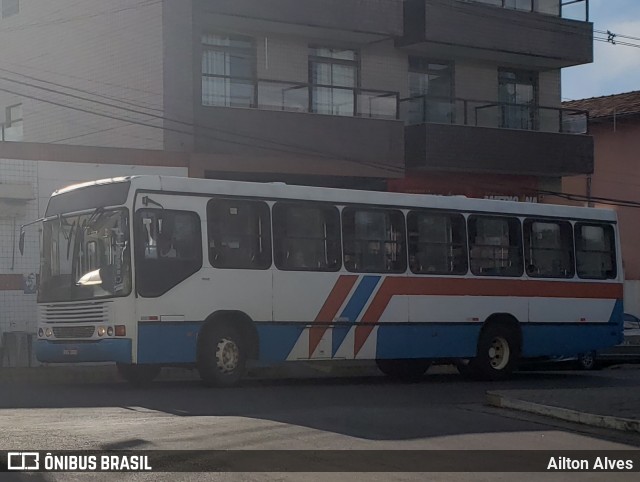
{"left": 467, "top": 0, "right": 589, "bottom": 21}
{"left": 202, "top": 75, "right": 399, "bottom": 120}
{"left": 400, "top": 95, "right": 589, "bottom": 134}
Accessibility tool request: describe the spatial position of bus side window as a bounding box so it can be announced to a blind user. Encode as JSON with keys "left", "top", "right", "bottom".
{"left": 273, "top": 202, "right": 341, "bottom": 272}
{"left": 468, "top": 216, "right": 523, "bottom": 277}
{"left": 342, "top": 208, "right": 406, "bottom": 273}
{"left": 207, "top": 199, "right": 272, "bottom": 270}
{"left": 524, "top": 219, "right": 574, "bottom": 278}
{"left": 407, "top": 211, "right": 467, "bottom": 275}
{"left": 134, "top": 209, "right": 203, "bottom": 297}
{"left": 575, "top": 223, "right": 617, "bottom": 280}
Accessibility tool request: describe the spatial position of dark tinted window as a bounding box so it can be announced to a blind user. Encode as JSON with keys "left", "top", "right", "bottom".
{"left": 135, "top": 209, "right": 202, "bottom": 297}
{"left": 207, "top": 199, "right": 271, "bottom": 270}
{"left": 575, "top": 223, "right": 617, "bottom": 280}
{"left": 343, "top": 208, "right": 406, "bottom": 273}
{"left": 524, "top": 219, "right": 574, "bottom": 278}
{"left": 46, "top": 182, "right": 130, "bottom": 216}
{"left": 408, "top": 211, "right": 467, "bottom": 275}
{"left": 468, "top": 216, "right": 523, "bottom": 277}
{"left": 273, "top": 203, "right": 341, "bottom": 271}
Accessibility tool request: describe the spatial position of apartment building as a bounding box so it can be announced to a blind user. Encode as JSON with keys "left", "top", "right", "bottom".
{"left": 0, "top": 0, "right": 594, "bottom": 190}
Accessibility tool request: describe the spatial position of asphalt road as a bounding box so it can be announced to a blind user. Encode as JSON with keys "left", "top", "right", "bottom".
{"left": 1, "top": 367, "right": 639, "bottom": 481}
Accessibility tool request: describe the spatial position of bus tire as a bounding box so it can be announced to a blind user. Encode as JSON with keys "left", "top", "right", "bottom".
{"left": 376, "top": 359, "right": 431, "bottom": 381}
{"left": 116, "top": 363, "right": 160, "bottom": 386}
{"left": 576, "top": 351, "right": 598, "bottom": 371}
{"left": 470, "top": 324, "right": 519, "bottom": 381}
{"left": 197, "top": 323, "right": 246, "bottom": 387}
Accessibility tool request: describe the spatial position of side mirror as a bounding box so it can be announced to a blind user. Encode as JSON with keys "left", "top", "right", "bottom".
{"left": 18, "top": 230, "right": 25, "bottom": 256}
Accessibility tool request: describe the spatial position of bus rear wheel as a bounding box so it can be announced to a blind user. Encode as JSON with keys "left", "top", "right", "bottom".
{"left": 198, "top": 323, "right": 246, "bottom": 387}
{"left": 116, "top": 363, "right": 161, "bottom": 386}
{"left": 469, "top": 324, "right": 519, "bottom": 381}
{"left": 376, "top": 359, "right": 431, "bottom": 381}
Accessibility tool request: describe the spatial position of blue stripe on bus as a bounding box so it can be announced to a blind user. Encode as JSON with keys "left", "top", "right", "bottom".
{"left": 332, "top": 276, "right": 381, "bottom": 356}
{"left": 35, "top": 339, "right": 132, "bottom": 364}
{"left": 256, "top": 324, "right": 305, "bottom": 362}
{"left": 138, "top": 322, "right": 201, "bottom": 364}
{"left": 376, "top": 324, "right": 482, "bottom": 359}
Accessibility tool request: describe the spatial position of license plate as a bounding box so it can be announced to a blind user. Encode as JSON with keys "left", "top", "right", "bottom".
{"left": 63, "top": 349, "right": 78, "bottom": 356}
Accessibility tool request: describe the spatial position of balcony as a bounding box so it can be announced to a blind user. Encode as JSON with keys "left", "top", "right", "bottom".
{"left": 399, "top": 0, "right": 593, "bottom": 68}
{"left": 196, "top": 0, "right": 404, "bottom": 42}
{"left": 402, "top": 96, "right": 593, "bottom": 176}
{"left": 193, "top": 80, "right": 404, "bottom": 178}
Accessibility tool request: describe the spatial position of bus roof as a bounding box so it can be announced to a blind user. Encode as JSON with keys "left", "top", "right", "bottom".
{"left": 52, "top": 175, "right": 618, "bottom": 222}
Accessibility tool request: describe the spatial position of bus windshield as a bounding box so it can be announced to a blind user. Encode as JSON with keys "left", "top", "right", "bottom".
{"left": 39, "top": 208, "right": 131, "bottom": 303}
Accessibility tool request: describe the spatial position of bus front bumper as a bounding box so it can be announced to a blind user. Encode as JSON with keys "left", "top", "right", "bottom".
{"left": 35, "top": 339, "right": 132, "bottom": 363}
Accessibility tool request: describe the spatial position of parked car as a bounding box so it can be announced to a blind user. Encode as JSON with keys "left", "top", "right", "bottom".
{"left": 521, "top": 313, "right": 640, "bottom": 371}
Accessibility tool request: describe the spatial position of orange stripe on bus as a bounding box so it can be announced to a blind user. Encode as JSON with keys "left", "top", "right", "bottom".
{"left": 309, "top": 275, "right": 358, "bottom": 357}
{"left": 353, "top": 278, "right": 623, "bottom": 356}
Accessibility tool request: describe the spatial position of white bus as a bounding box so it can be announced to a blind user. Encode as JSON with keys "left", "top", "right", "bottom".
{"left": 29, "top": 176, "right": 624, "bottom": 385}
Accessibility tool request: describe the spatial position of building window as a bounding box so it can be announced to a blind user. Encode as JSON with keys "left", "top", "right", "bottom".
{"left": 469, "top": 216, "right": 523, "bottom": 277}
{"left": 202, "top": 34, "right": 256, "bottom": 107}
{"left": 3, "top": 104, "right": 23, "bottom": 141}
{"left": 309, "top": 47, "right": 358, "bottom": 116}
{"left": 408, "top": 211, "right": 467, "bottom": 275}
{"left": 343, "top": 208, "right": 406, "bottom": 273}
{"left": 575, "top": 223, "right": 617, "bottom": 280}
{"left": 499, "top": 69, "right": 538, "bottom": 130}
{"left": 407, "top": 58, "right": 453, "bottom": 124}
{"left": 207, "top": 199, "right": 272, "bottom": 270}
{"left": 1, "top": 0, "right": 19, "bottom": 18}
{"left": 273, "top": 203, "right": 341, "bottom": 272}
{"left": 524, "top": 219, "right": 574, "bottom": 278}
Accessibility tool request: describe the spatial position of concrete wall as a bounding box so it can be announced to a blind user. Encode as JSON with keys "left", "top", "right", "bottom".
{"left": 0, "top": 0, "right": 165, "bottom": 149}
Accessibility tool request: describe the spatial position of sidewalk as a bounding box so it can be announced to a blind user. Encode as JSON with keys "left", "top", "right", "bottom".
{"left": 487, "top": 368, "right": 640, "bottom": 433}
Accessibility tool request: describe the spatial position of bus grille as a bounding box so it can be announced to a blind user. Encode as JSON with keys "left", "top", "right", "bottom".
{"left": 40, "top": 301, "right": 112, "bottom": 324}
{"left": 52, "top": 326, "right": 95, "bottom": 339}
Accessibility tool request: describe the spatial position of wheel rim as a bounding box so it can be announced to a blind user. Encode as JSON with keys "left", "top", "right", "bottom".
{"left": 488, "top": 336, "right": 510, "bottom": 370}
{"left": 580, "top": 352, "right": 594, "bottom": 368}
{"left": 216, "top": 337, "right": 240, "bottom": 374}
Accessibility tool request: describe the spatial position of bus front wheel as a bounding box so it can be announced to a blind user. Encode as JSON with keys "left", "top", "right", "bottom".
{"left": 197, "top": 323, "right": 247, "bottom": 387}
{"left": 116, "top": 363, "right": 160, "bottom": 386}
{"left": 376, "top": 359, "right": 431, "bottom": 381}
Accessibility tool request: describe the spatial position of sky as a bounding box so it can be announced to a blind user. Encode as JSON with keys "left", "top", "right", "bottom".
{"left": 562, "top": 0, "right": 640, "bottom": 100}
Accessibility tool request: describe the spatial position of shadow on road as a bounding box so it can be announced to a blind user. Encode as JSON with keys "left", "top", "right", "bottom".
{"left": 1, "top": 369, "right": 639, "bottom": 442}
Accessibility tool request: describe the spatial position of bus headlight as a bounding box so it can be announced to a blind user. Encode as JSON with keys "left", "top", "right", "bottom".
{"left": 38, "top": 328, "right": 44, "bottom": 338}
{"left": 107, "top": 326, "right": 114, "bottom": 337}
{"left": 45, "top": 328, "right": 53, "bottom": 338}
{"left": 97, "top": 326, "right": 106, "bottom": 337}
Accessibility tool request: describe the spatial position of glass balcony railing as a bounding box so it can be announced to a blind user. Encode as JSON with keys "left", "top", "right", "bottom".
{"left": 467, "top": 0, "right": 589, "bottom": 21}
{"left": 400, "top": 95, "right": 589, "bottom": 135}
{"left": 203, "top": 76, "right": 399, "bottom": 120}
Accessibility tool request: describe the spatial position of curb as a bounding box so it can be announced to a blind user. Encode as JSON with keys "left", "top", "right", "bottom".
{"left": 486, "top": 391, "right": 640, "bottom": 434}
